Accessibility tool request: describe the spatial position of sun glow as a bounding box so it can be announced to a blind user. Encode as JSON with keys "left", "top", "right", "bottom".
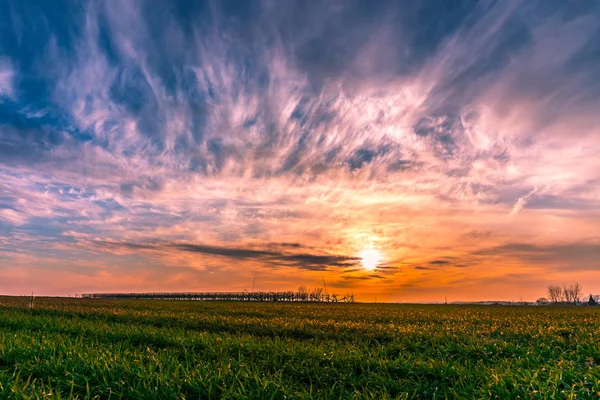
{"left": 360, "top": 248, "right": 382, "bottom": 270}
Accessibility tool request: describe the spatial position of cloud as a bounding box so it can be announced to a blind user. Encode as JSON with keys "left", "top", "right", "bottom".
{"left": 0, "top": 1, "right": 599, "bottom": 299}
{"left": 510, "top": 187, "right": 538, "bottom": 216}
{"left": 414, "top": 266, "right": 435, "bottom": 271}
{"left": 474, "top": 242, "right": 600, "bottom": 271}
{"left": 0, "top": 208, "right": 26, "bottom": 225}
{"left": 428, "top": 260, "right": 450, "bottom": 265}
{"left": 96, "top": 240, "right": 361, "bottom": 272}
{"left": 0, "top": 59, "right": 14, "bottom": 99}
{"left": 341, "top": 274, "right": 388, "bottom": 281}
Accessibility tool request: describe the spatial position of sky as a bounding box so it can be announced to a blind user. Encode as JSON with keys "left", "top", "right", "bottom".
{"left": 1, "top": 0, "right": 599, "bottom": 302}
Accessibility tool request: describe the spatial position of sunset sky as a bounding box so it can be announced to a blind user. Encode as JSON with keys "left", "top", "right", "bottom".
{"left": 1, "top": 0, "right": 599, "bottom": 301}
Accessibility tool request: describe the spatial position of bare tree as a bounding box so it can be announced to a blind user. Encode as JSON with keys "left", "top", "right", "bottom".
{"left": 564, "top": 283, "right": 582, "bottom": 304}
{"left": 547, "top": 285, "right": 564, "bottom": 303}
{"left": 297, "top": 286, "right": 308, "bottom": 302}
{"left": 310, "top": 287, "right": 324, "bottom": 302}
{"left": 571, "top": 283, "right": 582, "bottom": 304}
{"left": 563, "top": 284, "right": 574, "bottom": 303}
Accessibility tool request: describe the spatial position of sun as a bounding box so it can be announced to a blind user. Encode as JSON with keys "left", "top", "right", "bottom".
{"left": 360, "top": 248, "right": 382, "bottom": 270}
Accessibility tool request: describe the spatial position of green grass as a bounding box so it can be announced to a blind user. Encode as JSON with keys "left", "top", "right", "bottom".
{"left": 0, "top": 297, "right": 599, "bottom": 399}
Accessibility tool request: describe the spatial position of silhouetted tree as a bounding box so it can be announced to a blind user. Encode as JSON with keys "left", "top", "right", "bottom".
{"left": 310, "top": 287, "right": 324, "bottom": 302}
{"left": 563, "top": 285, "right": 574, "bottom": 303}
{"left": 344, "top": 293, "right": 355, "bottom": 303}
{"left": 572, "top": 283, "right": 582, "bottom": 304}
{"left": 536, "top": 297, "right": 549, "bottom": 305}
{"left": 563, "top": 283, "right": 582, "bottom": 304}
{"left": 547, "top": 285, "right": 564, "bottom": 303}
{"left": 297, "top": 286, "right": 308, "bottom": 302}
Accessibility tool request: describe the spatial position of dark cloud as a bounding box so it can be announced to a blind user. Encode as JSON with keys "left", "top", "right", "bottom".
{"left": 524, "top": 195, "right": 600, "bottom": 211}
{"left": 278, "top": 242, "right": 304, "bottom": 248}
{"left": 172, "top": 243, "right": 276, "bottom": 259}
{"left": 412, "top": 259, "right": 470, "bottom": 270}
{"left": 414, "top": 266, "right": 435, "bottom": 271}
{"left": 340, "top": 274, "right": 388, "bottom": 281}
{"left": 100, "top": 240, "right": 361, "bottom": 272}
{"left": 474, "top": 242, "right": 600, "bottom": 270}
{"left": 428, "top": 260, "right": 450, "bottom": 265}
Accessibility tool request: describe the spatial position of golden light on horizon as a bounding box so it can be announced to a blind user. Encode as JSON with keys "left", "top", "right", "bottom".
{"left": 360, "top": 248, "right": 382, "bottom": 270}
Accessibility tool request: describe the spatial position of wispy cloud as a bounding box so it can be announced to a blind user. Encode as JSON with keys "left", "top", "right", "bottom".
{"left": 0, "top": 59, "right": 14, "bottom": 99}
{"left": 0, "top": 0, "right": 599, "bottom": 300}
{"left": 510, "top": 187, "right": 538, "bottom": 216}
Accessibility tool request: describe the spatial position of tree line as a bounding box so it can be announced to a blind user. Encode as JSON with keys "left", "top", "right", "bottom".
{"left": 536, "top": 283, "right": 595, "bottom": 305}
{"left": 82, "top": 288, "right": 356, "bottom": 303}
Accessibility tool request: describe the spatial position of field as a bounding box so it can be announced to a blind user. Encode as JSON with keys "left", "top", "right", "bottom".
{"left": 0, "top": 297, "right": 599, "bottom": 399}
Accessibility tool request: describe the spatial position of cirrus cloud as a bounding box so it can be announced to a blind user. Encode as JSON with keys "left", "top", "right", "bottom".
{"left": 0, "top": 0, "right": 599, "bottom": 300}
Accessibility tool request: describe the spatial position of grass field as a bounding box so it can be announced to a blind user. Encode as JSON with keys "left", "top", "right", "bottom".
{"left": 0, "top": 297, "right": 599, "bottom": 399}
